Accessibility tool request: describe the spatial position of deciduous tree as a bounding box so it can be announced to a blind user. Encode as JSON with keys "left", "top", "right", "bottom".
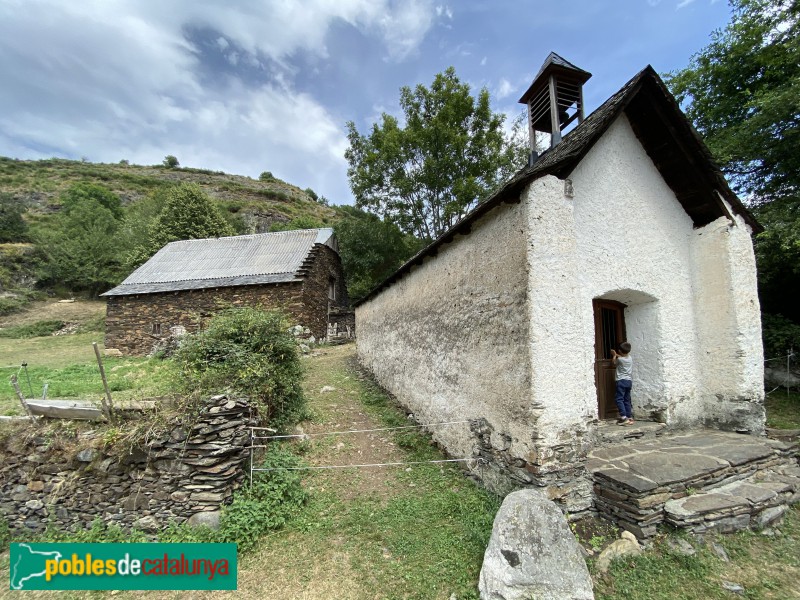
{"left": 333, "top": 206, "right": 423, "bottom": 302}
{"left": 346, "top": 67, "right": 526, "bottom": 240}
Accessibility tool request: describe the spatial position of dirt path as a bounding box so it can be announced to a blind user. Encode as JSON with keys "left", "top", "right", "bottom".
{"left": 297, "top": 344, "right": 406, "bottom": 502}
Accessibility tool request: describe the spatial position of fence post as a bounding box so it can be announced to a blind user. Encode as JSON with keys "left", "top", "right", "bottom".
{"left": 92, "top": 342, "right": 115, "bottom": 422}
{"left": 10, "top": 374, "right": 34, "bottom": 420}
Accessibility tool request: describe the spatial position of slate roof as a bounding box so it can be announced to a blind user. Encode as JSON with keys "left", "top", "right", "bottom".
{"left": 102, "top": 228, "right": 336, "bottom": 296}
{"left": 356, "top": 65, "right": 760, "bottom": 307}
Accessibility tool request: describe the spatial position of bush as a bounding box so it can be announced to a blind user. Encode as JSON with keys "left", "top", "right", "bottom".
{"left": 0, "top": 320, "right": 65, "bottom": 339}
{"left": 172, "top": 307, "right": 306, "bottom": 431}
{"left": 0, "top": 193, "right": 28, "bottom": 242}
{"left": 259, "top": 171, "right": 274, "bottom": 181}
{"left": 218, "top": 445, "right": 307, "bottom": 552}
{"left": 162, "top": 155, "right": 180, "bottom": 168}
{"left": 763, "top": 313, "right": 800, "bottom": 359}
{"left": 304, "top": 187, "right": 318, "bottom": 201}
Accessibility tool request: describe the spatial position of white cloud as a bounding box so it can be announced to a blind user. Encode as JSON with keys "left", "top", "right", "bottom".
{"left": 480, "top": 56, "right": 487, "bottom": 66}
{"left": 0, "top": 1, "right": 441, "bottom": 202}
{"left": 435, "top": 5, "right": 454, "bottom": 19}
{"left": 496, "top": 78, "right": 515, "bottom": 100}
{"left": 676, "top": 0, "right": 697, "bottom": 8}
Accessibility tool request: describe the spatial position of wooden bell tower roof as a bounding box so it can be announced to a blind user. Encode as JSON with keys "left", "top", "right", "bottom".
{"left": 519, "top": 52, "right": 592, "bottom": 148}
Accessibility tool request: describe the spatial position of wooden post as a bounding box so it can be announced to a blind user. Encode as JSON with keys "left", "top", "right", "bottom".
{"left": 10, "top": 374, "right": 34, "bottom": 420}
{"left": 92, "top": 342, "right": 115, "bottom": 422}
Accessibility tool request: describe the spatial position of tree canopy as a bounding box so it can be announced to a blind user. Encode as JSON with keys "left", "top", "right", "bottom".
{"left": 667, "top": 0, "right": 800, "bottom": 328}
{"left": 0, "top": 193, "right": 28, "bottom": 243}
{"left": 346, "top": 67, "right": 527, "bottom": 240}
{"left": 666, "top": 0, "right": 799, "bottom": 202}
{"left": 333, "top": 206, "right": 423, "bottom": 302}
{"left": 130, "top": 183, "right": 234, "bottom": 267}
{"left": 35, "top": 184, "right": 125, "bottom": 294}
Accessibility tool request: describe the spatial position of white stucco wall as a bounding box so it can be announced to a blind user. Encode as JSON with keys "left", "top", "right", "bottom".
{"left": 564, "top": 115, "right": 700, "bottom": 427}
{"left": 554, "top": 114, "right": 764, "bottom": 433}
{"left": 356, "top": 201, "right": 535, "bottom": 466}
{"left": 356, "top": 111, "right": 765, "bottom": 501}
{"left": 690, "top": 211, "right": 765, "bottom": 431}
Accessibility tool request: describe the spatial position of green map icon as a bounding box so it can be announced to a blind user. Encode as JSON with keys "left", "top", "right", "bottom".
{"left": 10, "top": 543, "right": 63, "bottom": 590}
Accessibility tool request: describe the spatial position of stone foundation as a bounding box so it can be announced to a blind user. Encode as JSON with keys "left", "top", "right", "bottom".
{"left": 471, "top": 419, "right": 594, "bottom": 517}
{"left": 0, "top": 395, "right": 255, "bottom": 534}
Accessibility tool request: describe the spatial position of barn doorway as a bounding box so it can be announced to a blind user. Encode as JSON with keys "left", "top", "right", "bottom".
{"left": 593, "top": 299, "right": 627, "bottom": 419}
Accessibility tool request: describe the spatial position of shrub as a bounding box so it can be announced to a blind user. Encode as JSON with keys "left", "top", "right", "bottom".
{"left": 304, "top": 187, "right": 318, "bottom": 201}
{"left": 763, "top": 313, "right": 800, "bottom": 360}
{"left": 0, "top": 193, "right": 28, "bottom": 242}
{"left": 218, "top": 444, "right": 307, "bottom": 552}
{"left": 172, "top": 307, "right": 306, "bottom": 431}
{"left": 0, "top": 320, "right": 65, "bottom": 339}
{"left": 162, "top": 155, "right": 180, "bottom": 168}
{"left": 259, "top": 171, "right": 274, "bottom": 181}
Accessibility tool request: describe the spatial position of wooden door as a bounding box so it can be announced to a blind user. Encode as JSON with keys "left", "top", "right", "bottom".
{"left": 593, "top": 300, "right": 627, "bottom": 419}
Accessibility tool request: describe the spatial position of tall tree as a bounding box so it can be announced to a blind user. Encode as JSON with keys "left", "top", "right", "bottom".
{"left": 346, "top": 67, "right": 526, "bottom": 240}
{"left": 666, "top": 0, "right": 799, "bottom": 201}
{"left": 333, "top": 206, "right": 423, "bottom": 302}
{"left": 667, "top": 0, "right": 800, "bottom": 324}
{"left": 36, "top": 187, "right": 125, "bottom": 294}
{"left": 130, "top": 183, "right": 233, "bottom": 267}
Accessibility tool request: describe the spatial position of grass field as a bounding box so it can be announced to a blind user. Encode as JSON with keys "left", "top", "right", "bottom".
{"left": 0, "top": 301, "right": 171, "bottom": 415}
{"left": 0, "top": 303, "right": 798, "bottom": 598}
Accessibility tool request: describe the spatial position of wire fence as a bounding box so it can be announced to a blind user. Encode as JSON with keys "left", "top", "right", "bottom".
{"left": 247, "top": 419, "right": 479, "bottom": 484}
{"left": 764, "top": 348, "right": 796, "bottom": 396}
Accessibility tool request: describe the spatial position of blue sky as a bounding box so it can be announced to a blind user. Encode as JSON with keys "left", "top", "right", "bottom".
{"left": 0, "top": 0, "right": 732, "bottom": 204}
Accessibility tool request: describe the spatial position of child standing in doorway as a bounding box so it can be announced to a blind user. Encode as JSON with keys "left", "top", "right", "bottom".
{"left": 611, "top": 342, "right": 634, "bottom": 425}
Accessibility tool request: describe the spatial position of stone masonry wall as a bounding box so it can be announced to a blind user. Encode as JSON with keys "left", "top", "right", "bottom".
{"left": 105, "top": 282, "right": 303, "bottom": 356}
{"left": 0, "top": 395, "right": 254, "bottom": 535}
{"left": 300, "top": 244, "right": 349, "bottom": 339}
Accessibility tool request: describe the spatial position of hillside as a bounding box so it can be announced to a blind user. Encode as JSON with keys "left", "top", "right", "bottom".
{"left": 0, "top": 156, "right": 349, "bottom": 315}
{"left": 0, "top": 156, "right": 339, "bottom": 234}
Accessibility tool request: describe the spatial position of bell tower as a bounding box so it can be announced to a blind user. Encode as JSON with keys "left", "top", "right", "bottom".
{"left": 519, "top": 52, "right": 592, "bottom": 155}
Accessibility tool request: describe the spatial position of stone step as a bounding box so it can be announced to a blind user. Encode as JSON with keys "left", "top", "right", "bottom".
{"left": 590, "top": 419, "right": 670, "bottom": 448}
{"left": 664, "top": 466, "right": 800, "bottom": 535}
{"left": 588, "top": 430, "right": 799, "bottom": 541}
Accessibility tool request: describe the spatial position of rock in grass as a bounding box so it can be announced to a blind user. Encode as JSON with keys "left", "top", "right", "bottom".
{"left": 595, "top": 537, "right": 641, "bottom": 574}
{"left": 666, "top": 537, "right": 696, "bottom": 556}
{"left": 320, "top": 386, "right": 336, "bottom": 393}
{"left": 721, "top": 580, "right": 745, "bottom": 595}
{"left": 187, "top": 510, "right": 221, "bottom": 530}
{"left": 478, "top": 489, "right": 593, "bottom": 600}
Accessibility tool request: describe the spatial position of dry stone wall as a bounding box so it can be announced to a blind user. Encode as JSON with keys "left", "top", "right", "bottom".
{"left": 0, "top": 395, "right": 255, "bottom": 535}
{"left": 105, "top": 282, "right": 304, "bottom": 356}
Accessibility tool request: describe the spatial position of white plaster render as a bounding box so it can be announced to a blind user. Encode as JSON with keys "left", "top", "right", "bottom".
{"left": 356, "top": 201, "right": 535, "bottom": 463}
{"left": 568, "top": 115, "right": 701, "bottom": 426}
{"left": 690, "top": 210, "right": 765, "bottom": 432}
{"left": 522, "top": 175, "right": 595, "bottom": 464}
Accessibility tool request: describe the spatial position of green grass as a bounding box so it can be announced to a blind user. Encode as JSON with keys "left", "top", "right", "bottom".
{"left": 594, "top": 507, "right": 800, "bottom": 599}
{"left": 0, "top": 333, "right": 173, "bottom": 414}
{"left": 766, "top": 390, "right": 800, "bottom": 429}
{"left": 0, "top": 319, "right": 64, "bottom": 338}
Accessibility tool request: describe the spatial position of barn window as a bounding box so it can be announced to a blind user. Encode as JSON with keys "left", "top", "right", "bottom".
{"left": 152, "top": 323, "right": 162, "bottom": 335}
{"left": 328, "top": 277, "right": 337, "bottom": 301}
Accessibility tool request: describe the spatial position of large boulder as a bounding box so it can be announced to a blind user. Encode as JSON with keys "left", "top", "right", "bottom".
{"left": 479, "top": 489, "right": 593, "bottom": 600}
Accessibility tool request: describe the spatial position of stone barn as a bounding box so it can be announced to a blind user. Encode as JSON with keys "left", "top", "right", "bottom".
{"left": 355, "top": 54, "right": 765, "bottom": 513}
{"left": 103, "top": 228, "right": 347, "bottom": 356}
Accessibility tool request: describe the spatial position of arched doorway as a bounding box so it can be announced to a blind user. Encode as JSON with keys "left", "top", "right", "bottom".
{"left": 593, "top": 299, "right": 627, "bottom": 419}
{"left": 592, "top": 290, "right": 661, "bottom": 421}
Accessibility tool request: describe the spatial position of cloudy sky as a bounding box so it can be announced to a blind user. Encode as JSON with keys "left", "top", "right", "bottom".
{"left": 0, "top": 0, "right": 731, "bottom": 204}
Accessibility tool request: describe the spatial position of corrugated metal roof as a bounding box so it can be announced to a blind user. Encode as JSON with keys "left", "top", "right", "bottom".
{"left": 102, "top": 228, "right": 335, "bottom": 296}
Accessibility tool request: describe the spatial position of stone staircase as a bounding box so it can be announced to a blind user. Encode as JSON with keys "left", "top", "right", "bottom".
{"left": 587, "top": 426, "right": 800, "bottom": 541}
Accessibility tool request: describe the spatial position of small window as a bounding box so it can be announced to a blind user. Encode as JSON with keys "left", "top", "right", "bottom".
{"left": 152, "top": 323, "right": 162, "bottom": 335}
{"left": 328, "top": 277, "right": 337, "bottom": 301}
